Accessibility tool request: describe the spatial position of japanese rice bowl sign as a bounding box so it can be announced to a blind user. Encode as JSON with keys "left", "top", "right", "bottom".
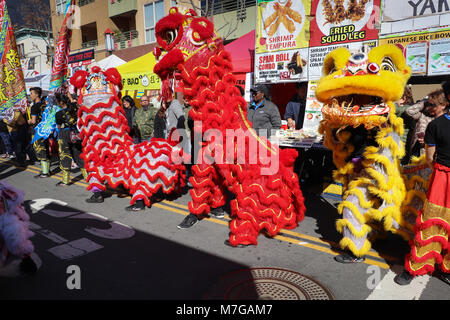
{"left": 310, "top": 0, "right": 380, "bottom": 47}
{"left": 255, "top": 0, "right": 311, "bottom": 83}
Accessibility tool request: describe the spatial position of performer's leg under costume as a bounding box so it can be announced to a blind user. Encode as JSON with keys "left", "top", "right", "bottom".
{"left": 58, "top": 131, "right": 72, "bottom": 185}
{"left": 33, "top": 138, "right": 50, "bottom": 175}
{"left": 70, "top": 141, "right": 87, "bottom": 181}
{"left": 337, "top": 184, "right": 373, "bottom": 257}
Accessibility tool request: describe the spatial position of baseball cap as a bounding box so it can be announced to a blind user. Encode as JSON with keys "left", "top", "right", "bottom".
{"left": 250, "top": 84, "right": 269, "bottom": 97}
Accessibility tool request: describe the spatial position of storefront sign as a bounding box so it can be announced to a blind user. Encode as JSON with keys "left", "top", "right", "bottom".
{"left": 302, "top": 80, "right": 323, "bottom": 135}
{"left": 68, "top": 49, "right": 94, "bottom": 64}
{"left": 379, "top": 28, "right": 450, "bottom": 76}
{"left": 120, "top": 72, "right": 160, "bottom": 91}
{"left": 383, "top": 0, "right": 450, "bottom": 22}
{"left": 428, "top": 38, "right": 450, "bottom": 75}
{"left": 255, "top": 48, "right": 309, "bottom": 83}
{"left": 308, "top": 40, "right": 377, "bottom": 80}
{"left": 309, "top": 0, "right": 380, "bottom": 47}
{"left": 256, "top": 0, "right": 311, "bottom": 54}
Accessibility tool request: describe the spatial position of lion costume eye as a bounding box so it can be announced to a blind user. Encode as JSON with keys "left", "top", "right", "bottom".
{"left": 381, "top": 57, "right": 396, "bottom": 72}
{"left": 188, "top": 29, "right": 206, "bottom": 46}
{"left": 164, "top": 29, "right": 178, "bottom": 45}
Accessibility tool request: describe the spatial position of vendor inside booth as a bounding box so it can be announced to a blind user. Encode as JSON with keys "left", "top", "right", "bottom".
{"left": 268, "top": 81, "right": 335, "bottom": 194}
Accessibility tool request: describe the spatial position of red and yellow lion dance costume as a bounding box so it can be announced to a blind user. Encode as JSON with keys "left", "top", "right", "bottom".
{"left": 153, "top": 8, "right": 305, "bottom": 246}
{"left": 70, "top": 66, "right": 186, "bottom": 207}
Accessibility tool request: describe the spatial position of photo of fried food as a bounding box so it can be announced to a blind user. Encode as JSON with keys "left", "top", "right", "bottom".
{"left": 263, "top": 0, "right": 303, "bottom": 37}
{"left": 322, "top": 0, "right": 369, "bottom": 25}
{"left": 346, "top": 0, "right": 369, "bottom": 22}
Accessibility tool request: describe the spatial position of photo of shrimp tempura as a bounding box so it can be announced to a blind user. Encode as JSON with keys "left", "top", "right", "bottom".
{"left": 263, "top": 0, "right": 304, "bottom": 36}
{"left": 284, "top": 0, "right": 303, "bottom": 24}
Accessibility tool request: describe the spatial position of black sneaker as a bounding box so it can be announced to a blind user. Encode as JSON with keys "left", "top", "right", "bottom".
{"left": 86, "top": 193, "right": 104, "bottom": 203}
{"left": 334, "top": 253, "right": 366, "bottom": 263}
{"left": 224, "top": 239, "right": 251, "bottom": 248}
{"left": 395, "top": 270, "right": 414, "bottom": 286}
{"left": 125, "top": 200, "right": 145, "bottom": 212}
{"left": 34, "top": 172, "right": 50, "bottom": 179}
{"left": 20, "top": 256, "right": 38, "bottom": 273}
{"left": 177, "top": 214, "right": 198, "bottom": 229}
{"left": 436, "top": 271, "right": 450, "bottom": 286}
{"left": 210, "top": 207, "right": 225, "bottom": 219}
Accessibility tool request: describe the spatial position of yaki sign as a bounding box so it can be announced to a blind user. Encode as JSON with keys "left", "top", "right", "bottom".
{"left": 310, "top": 0, "right": 380, "bottom": 47}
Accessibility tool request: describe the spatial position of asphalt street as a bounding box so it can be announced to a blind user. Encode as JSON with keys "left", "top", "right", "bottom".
{"left": 0, "top": 158, "right": 448, "bottom": 300}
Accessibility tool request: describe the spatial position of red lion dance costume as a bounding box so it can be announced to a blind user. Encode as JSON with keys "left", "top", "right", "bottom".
{"left": 153, "top": 8, "right": 305, "bottom": 246}
{"left": 70, "top": 67, "right": 186, "bottom": 208}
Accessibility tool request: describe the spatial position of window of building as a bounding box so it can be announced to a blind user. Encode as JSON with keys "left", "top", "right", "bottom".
{"left": 28, "top": 57, "right": 36, "bottom": 70}
{"left": 17, "top": 43, "right": 25, "bottom": 59}
{"left": 55, "top": 0, "right": 66, "bottom": 15}
{"left": 201, "top": 0, "right": 256, "bottom": 15}
{"left": 144, "top": 0, "right": 164, "bottom": 44}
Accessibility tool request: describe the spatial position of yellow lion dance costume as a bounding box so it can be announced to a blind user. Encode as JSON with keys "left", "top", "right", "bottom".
{"left": 316, "top": 45, "right": 433, "bottom": 260}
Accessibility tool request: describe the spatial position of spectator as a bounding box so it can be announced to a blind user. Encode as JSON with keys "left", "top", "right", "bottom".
{"left": 247, "top": 84, "right": 281, "bottom": 137}
{"left": 4, "top": 109, "right": 28, "bottom": 167}
{"left": 133, "top": 95, "right": 157, "bottom": 142}
{"left": 405, "top": 89, "right": 447, "bottom": 158}
{"left": 0, "top": 120, "right": 13, "bottom": 158}
{"left": 284, "top": 82, "right": 307, "bottom": 130}
{"left": 153, "top": 100, "right": 168, "bottom": 139}
{"left": 443, "top": 80, "right": 450, "bottom": 102}
{"left": 54, "top": 94, "right": 87, "bottom": 187}
{"left": 29, "top": 87, "right": 50, "bottom": 177}
{"left": 122, "top": 95, "right": 137, "bottom": 142}
{"left": 395, "top": 85, "right": 415, "bottom": 164}
{"left": 395, "top": 90, "right": 450, "bottom": 286}
{"left": 166, "top": 92, "right": 186, "bottom": 136}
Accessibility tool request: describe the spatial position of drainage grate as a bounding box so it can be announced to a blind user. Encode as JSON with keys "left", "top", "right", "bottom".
{"left": 206, "top": 267, "right": 334, "bottom": 300}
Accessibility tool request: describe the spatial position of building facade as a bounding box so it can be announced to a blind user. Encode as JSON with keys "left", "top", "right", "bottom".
{"left": 50, "top": 0, "right": 203, "bottom": 62}
{"left": 49, "top": 0, "right": 259, "bottom": 63}
{"left": 15, "top": 28, "right": 53, "bottom": 78}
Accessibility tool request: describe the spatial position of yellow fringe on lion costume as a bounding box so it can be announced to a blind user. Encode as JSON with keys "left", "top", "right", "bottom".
{"left": 316, "top": 45, "right": 433, "bottom": 260}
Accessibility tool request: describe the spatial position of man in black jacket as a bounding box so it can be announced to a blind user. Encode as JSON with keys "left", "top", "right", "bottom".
{"left": 284, "top": 82, "right": 307, "bottom": 130}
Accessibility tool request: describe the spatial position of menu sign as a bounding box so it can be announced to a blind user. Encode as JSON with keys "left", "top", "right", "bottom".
{"left": 309, "top": 0, "right": 380, "bottom": 47}
{"left": 255, "top": 48, "right": 309, "bottom": 83}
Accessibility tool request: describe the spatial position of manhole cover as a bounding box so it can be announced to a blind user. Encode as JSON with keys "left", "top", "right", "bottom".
{"left": 205, "top": 267, "right": 334, "bottom": 300}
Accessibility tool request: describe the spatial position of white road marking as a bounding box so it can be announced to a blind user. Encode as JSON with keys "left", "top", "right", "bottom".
{"left": 29, "top": 198, "right": 68, "bottom": 213}
{"left": 366, "top": 265, "right": 430, "bottom": 300}
{"left": 47, "top": 238, "right": 104, "bottom": 260}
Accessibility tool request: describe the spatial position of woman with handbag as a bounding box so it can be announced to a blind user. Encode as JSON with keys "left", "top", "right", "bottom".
{"left": 54, "top": 93, "right": 87, "bottom": 186}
